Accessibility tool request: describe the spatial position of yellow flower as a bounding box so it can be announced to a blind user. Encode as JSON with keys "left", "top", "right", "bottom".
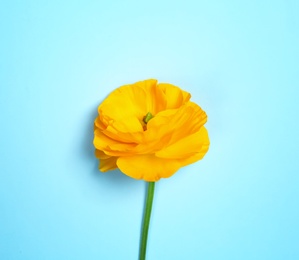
{"left": 93, "top": 79, "right": 210, "bottom": 181}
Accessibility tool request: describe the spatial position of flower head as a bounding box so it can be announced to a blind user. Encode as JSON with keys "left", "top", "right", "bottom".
{"left": 93, "top": 79, "right": 209, "bottom": 181}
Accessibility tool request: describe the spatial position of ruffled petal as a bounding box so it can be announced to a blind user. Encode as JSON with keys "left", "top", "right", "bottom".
{"left": 98, "top": 79, "right": 176, "bottom": 132}
{"left": 95, "top": 116, "right": 144, "bottom": 144}
{"left": 179, "top": 151, "right": 209, "bottom": 167}
{"left": 98, "top": 79, "right": 168, "bottom": 133}
{"left": 144, "top": 102, "right": 207, "bottom": 148}
{"left": 135, "top": 79, "right": 167, "bottom": 115}
{"left": 103, "top": 126, "right": 144, "bottom": 143}
{"left": 158, "top": 83, "right": 191, "bottom": 109}
{"left": 94, "top": 116, "right": 106, "bottom": 130}
{"left": 155, "top": 126, "right": 210, "bottom": 160}
{"left": 99, "top": 157, "right": 118, "bottom": 172}
{"left": 99, "top": 87, "right": 145, "bottom": 133}
{"left": 116, "top": 154, "right": 181, "bottom": 181}
{"left": 95, "top": 149, "right": 110, "bottom": 159}
{"left": 93, "top": 129, "right": 137, "bottom": 156}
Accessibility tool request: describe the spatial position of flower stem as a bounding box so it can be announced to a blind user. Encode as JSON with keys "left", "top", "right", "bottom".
{"left": 139, "top": 181, "right": 155, "bottom": 260}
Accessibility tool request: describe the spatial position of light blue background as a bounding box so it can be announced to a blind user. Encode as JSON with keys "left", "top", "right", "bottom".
{"left": 1, "top": 0, "right": 299, "bottom": 259}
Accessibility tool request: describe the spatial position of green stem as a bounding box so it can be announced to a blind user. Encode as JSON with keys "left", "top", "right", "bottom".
{"left": 139, "top": 181, "right": 155, "bottom": 260}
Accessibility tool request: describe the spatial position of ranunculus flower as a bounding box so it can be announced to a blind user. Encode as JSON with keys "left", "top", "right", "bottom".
{"left": 93, "top": 79, "right": 210, "bottom": 181}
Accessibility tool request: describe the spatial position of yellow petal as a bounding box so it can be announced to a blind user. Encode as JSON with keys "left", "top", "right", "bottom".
{"left": 93, "top": 129, "right": 137, "bottom": 156}
{"left": 94, "top": 116, "right": 107, "bottom": 130}
{"left": 99, "top": 157, "right": 118, "bottom": 172}
{"left": 99, "top": 92, "right": 144, "bottom": 133}
{"left": 98, "top": 79, "right": 159, "bottom": 132}
{"left": 158, "top": 83, "right": 191, "bottom": 109}
{"left": 95, "top": 149, "right": 110, "bottom": 159}
{"left": 116, "top": 155, "right": 181, "bottom": 181}
{"left": 144, "top": 102, "right": 207, "bottom": 149}
{"left": 103, "top": 126, "right": 143, "bottom": 143}
{"left": 155, "top": 126, "right": 210, "bottom": 160}
{"left": 98, "top": 79, "right": 170, "bottom": 133}
{"left": 166, "top": 102, "right": 207, "bottom": 141}
{"left": 95, "top": 115, "right": 143, "bottom": 144}
{"left": 134, "top": 79, "right": 167, "bottom": 115}
{"left": 179, "top": 151, "right": 209, "bottom": 167}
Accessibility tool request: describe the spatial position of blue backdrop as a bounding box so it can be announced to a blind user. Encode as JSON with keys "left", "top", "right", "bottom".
{"left": 1, "top": 0, "right": 298, "bottom": 259}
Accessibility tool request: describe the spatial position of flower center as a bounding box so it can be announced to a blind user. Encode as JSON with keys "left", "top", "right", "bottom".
{"left": 143, "top": 112, "right": 154, "bottom": 124}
